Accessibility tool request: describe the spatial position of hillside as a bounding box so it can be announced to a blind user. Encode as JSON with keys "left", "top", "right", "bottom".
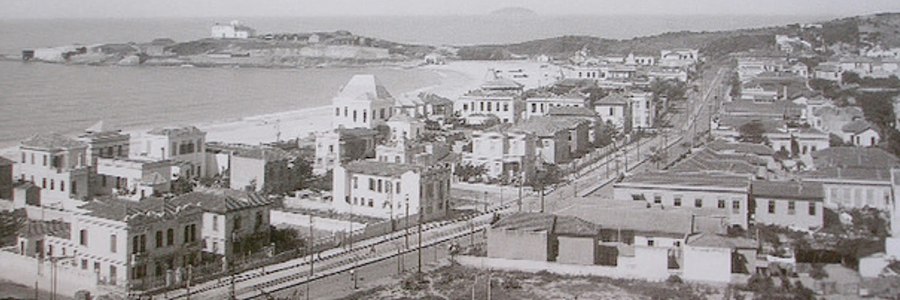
{"left": 456, "top": 13, "right": 900, "bottom": 60}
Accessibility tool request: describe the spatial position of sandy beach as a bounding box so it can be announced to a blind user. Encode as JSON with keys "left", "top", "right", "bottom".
{"left": 0, "top": 60, "right": 556, "bottom": 159}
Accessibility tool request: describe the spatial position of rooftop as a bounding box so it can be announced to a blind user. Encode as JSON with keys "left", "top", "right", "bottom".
{"left": 841, "top": 119, "right": 875, "bottom": 134}
{"left": 480, "top": 78, "right": 524, "bottom": 91}
{"left": 78, "top": 196, "right": 200, "bottom": 222}
{"left": 169, "top": 189, "right": 271, "bottom": 214}
{"left": 0, "top": 156, "right": 14, "bottom": 167}
{"left": 147, "top": 126, "right": 205, "bottom": 138}
{"left": 336, "top": 75, "right": 394, "bottom": 102}
{"left": 686, "top": 233, "right": 758, "bottom": 249}
{"left": 706, "top": 140, "right": 776, "bottom": 156}
{"left": 343, "top": 160, "right": 424, "bottom": 177}
{"left": 17, "top": 219, "right": 70, "bottom": 239}
{"left": 492, "top": 212, "right": 556, "bottom": 232}
{"left": 722, "top": 101, "right": 804, "bottom": 117}
{"left": 547, "top": 106, "right": 597, "bottom": 117}
{"left": 811, "top": 147, "right": 900, "bottom": 169}
{"left": 803, "top": 167, "right": 892, "bottom": 182}
{"left": 232, "top": 147, "right": 293, "bottom": 162}
{"left": 557, "top": 203, "right": 709, "bottom": 237}
{"left": 668, "top": 149, "right": 761, "bottom": 175}
{"left": 22, "top": 133, "right": 87, "bottom": 150}
{"left": 512, "top": 116, "right": 589, "bottom": 137}
{"left": 595, "top": 93, "right": 629, "bottom": 106}
{"left": 618, "top": 172, "right": 751, "bottom": 190}
{"left": 751, "top": 180, "right": 824, "bottom": 201}
{"left": 554, "top": 215, "right": 599, "bottom": 237}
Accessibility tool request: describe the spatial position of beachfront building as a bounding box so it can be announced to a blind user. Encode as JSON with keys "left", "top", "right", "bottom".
{"left": 332, "top": 75, "right": 396, "bottom": 130}
{"left": 454, "top": 78, "right": 525, "bottom": 125}
{"left": 129, "top": 126, "right": 208, "bottom": 179}
{"left": 385, "top": 114, "right": 425, "bottom": 141}
{"left": 394, "top": 93, "right": 453, "bottom": 121}
{"left": 72, "top": 196, "right": 204, "bottom": 290}
{"left": 751, "top": 181, "right": 824, "bottom": 229}
{"left": 78, "top": 121, "right": 130, "bottom": 167}
{"left": 332, "top": 160, "right": 452, "bottom": 222}
{"left": 594, "top": 93, "right": 631, "bottom": 132}
{"left": 94, "top": 157, "right": 173, "bottom": 201}
{"left": 211, "top": 20, "right": 256, "bottom": 39}
{"left": 16, "top": 133, "right": 92, "bottom": 203}
{"left": 463, "top": 126, "right": 537, "bottom": 182}
{"left": 524, "top": 91, "right": 590, "bottom": 119}
{"left": 168, "top": 189, "right": 272, "bottom": 262}
{"left": 613, "top": 172, "right": 752, "bottom": 229}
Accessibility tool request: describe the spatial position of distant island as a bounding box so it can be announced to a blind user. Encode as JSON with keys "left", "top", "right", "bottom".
{"left": 489, "top": 7, "right": 538, "bottom": 16}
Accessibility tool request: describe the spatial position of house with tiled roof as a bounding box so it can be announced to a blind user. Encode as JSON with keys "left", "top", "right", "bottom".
{"left": 487, "top": 213, "right": 602, "bottom": 264}
{"left": 71, "top": 196, "right": 204, "bottom": 290}
{"left": 841, "top": 119, "right": 880, "bottom": 147}
{"left": 511, "top": 116, "right": 591, "bottom": 164}
{"left": 332, "top": 160, "right": 452, "bottom": 222}
{"left": 331, "top": 75, "right": 396, "bottom": 130}
{"left": 131, "top": 125, "right": 208, "bottom": 179}
{"left": 455, "top": 78, "right": 525, "bottom": 125}
{"left": 802, "top": 147, "right": 900, "bottom": 211}
{"left": 16, "top": 219, "right": 72, "bottom": 259}
{"left": 168, "top": 189, "right": 273, "bottom": 260}
{"left": 524, "top": 90, "right": 590, "bottom": 119}
{"left": 18, "top": 133, "right": 93, "bottom": 203}
{"left": 463, "top": 125, "right": 537, "bottom": 182}
{"left": 751, "top": 180, "right": 824, "bottom": 229}
{"left": 227, "top": 145, "right": 298, "bottom": 194}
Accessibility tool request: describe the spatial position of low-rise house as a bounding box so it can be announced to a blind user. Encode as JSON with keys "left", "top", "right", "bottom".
{"left": 73, "top": 196, "right": 204, "bottom": 290}
{"left": 454, "top": 78, "right": 525, "bottom": 124}
{"left": 809, "top": 106, "right": 864, "bottom": 137}
{"left": 228, "top": 146, "right": 296, "bottom": 193}
{"left": 79, "top": 121, "right": 130, "bottom": 167}
{"left": 721, "top": 100, "right": 804, "bottom": 120}
{"left": 376, "top": 139, "right": 455, "bottom": 167}
{"left": 524, "top": 91, "right": 589, "bottom": 119}
{"left": 168, "top": 189, "right": 272, "bottom": 262}
{"left": 683, "top": 233, "right": 758, "bottom": 283}
{"left": 803, "top": 147, "right": 900, "bottom": 211}
{"left": 547, "top": 106, "right": 604, "bottom": 146}
{"left": 385, "top": 114, "right": 425, "bottom": 141}
{"left": 813, "top": 63, "right": 842, "bottom": 82}
{"left": 130, "top": 126, "right": 208, "bottom": 179}
{"left": 16, "top": 219, "right": 72, "bottom": 260}
{"left": 841, "top": 120, "right": 880, "bottom": 147}
{"left": 628, "top": 92, "right": 655, "bottom": 130}
{"left": 313, "top": 127, "right": 380, "bottom": 174}
{"left": 668, "top": 148, "right": 767, "bottom": 178}
{"left": 659, "top": 49, "right": 699, "bottom": 68}
{"left": 613, "top": 172, "right": 752, "bottom": 229}
{"left": 487, "top": 213, "right": 600, "bottom": 264}
{"left": 462, "top": 126, "right": 536, "bottom": 181}
{"left": 765, "top": 127, "right": 830, "bottom": 159}
{"left": 95, "top": 157, "right": 173, "bottom": 200}
{"left": 512, "top": 116, "right": 591, "bottom": 164}
{"left": 332, "top": 160, "right": 452, "bottom": 222}
{"left": 751, "top": 180, "right": 824, "bottom": 229}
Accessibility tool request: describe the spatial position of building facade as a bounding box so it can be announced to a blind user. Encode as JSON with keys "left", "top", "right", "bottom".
{"left": 331, "top": 75, "right": 396, "bottom": 130}
{"left": 751, "top": 181, "right": 824, "bottom": 229}
{"left": 332, "top": 161, "right": 452, "bottom": 222}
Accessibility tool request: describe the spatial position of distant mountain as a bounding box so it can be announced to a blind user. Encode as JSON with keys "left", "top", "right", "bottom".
{"left": 489, "top": 7, "right": 537, "bottom": 16}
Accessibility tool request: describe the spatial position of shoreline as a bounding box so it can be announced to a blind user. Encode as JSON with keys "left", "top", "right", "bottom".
{"left": 0, "top": 60, "right": 551, "bottom": 160}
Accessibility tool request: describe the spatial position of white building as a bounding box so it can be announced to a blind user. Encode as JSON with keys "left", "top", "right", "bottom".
{"left": 524, "top": 91, "right": 589, "bottom": 119}
{"left": 454, "top": 78, "right": 524, "bottom": 124}
{"left": 313, "top": 127, "right": 379, "bottom": 174}
{"left": 751, "top": 181, "right": 824, "bottom": 229}
{"left": 841, "top": 120, "right": 880, "bottom": 147}
{"left": 628, "top": 92, "right": 655, "bottom": 130}
{"left": 95, "top": 157, "right": 173, "bottom": 201}
{"left": 385, "top": 114, "right": 425, "bottom": 141}
{"left": 765, "top": 127, "right": 829, "bottom": 160}
{"left": 331, "top": 75, "right": 396, "bottom": 130}
{"left": 16, "top": 133, "right": 92, "bottom": 203}
{"left": 211, "top": 20, "right": 256, "bottom": 39}
{"left": 129, "top": 126, "right": 208, "bottom": 179}
{"left": 332, "top": 161, "right": 452, "bottom": 222}
{"left": 594, "top": 93, "right": 630, "bottom": 131}
{"left": 462, "top": 127, "right": 536, "bottom": 182}
{"left": 659, "top": 49, "right": 699, "bottom": 68}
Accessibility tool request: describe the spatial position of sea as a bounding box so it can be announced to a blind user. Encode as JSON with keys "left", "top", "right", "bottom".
{"left": 0, "top": 14, "right": 834, "bottom": 148}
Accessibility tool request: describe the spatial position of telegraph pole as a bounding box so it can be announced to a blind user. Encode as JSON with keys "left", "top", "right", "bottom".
{"left": 307, "top": 215, "right": 314, "bottom": 300}
{"left": 405, "top": 195, "right": 410, "bottom": 249}
{"left": 417, "top": 205, "right": 423, "bottom": 273}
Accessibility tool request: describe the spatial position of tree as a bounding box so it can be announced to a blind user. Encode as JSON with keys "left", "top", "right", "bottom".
{"left": 341, "top": 135, "right": 370, "bottom": 163}
{"left": 790, "top": 136, "right": 800, "bottom": 158}
{"left": 842, "top": 71, "right": 861, "bottom": 85}
{"left": 529, "top": 164, "right": 563, "bottom": 188}
{"left": 454, "top": 163, "right": 487, "bottom": 182}
{"left": 738, "top": 121, "right": 768, "bottom": 144}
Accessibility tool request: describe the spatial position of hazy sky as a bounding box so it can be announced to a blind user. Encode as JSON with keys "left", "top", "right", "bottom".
{"left": 3, "top": 0, "right": 900, "bottom": 19}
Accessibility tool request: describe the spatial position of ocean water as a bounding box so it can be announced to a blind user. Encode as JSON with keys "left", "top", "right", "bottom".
{"left": 0, "top": 15, "right": 833, "bottom": 148}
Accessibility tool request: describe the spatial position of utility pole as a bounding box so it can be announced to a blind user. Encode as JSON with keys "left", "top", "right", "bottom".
{"left": 539, "top": 181, "right": 545, "bottom": 213}
{"left": 487, "top": 270, "right": 492, "bottom": 300}
{"left": 186, "top": 264, "right": 192, "bottom": 300}
{"left": 231, "top": 231, "right": 237, "bottom": 300}
{"left": 405, "top": 195, "right": 410, "bottom": 249}
{"left": 307, "top": 215, "right": 314, "bottom": 300}
{"left": 417, "top": 205, "right": 423, "bottom": 273}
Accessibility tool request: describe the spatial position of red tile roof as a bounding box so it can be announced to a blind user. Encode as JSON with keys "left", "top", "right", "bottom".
{"left": 22, "top": 133, "right": 87, "bottom": 150}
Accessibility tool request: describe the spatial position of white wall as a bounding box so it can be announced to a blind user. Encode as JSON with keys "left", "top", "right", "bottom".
{"left": 683, "top": 246, "right": 731, "bottom": 282}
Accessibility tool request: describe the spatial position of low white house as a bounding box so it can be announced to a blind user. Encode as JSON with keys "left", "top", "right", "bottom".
{"left": 332, "top": 160, "right": 452, "bottom": 222}
{"left": 211, "top": 21, "right": 256, "bottom": 39}
{"left": 841, "top": 120, "right": 880, "bottom": 147}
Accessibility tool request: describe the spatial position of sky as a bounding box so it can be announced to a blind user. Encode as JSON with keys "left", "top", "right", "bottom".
{"left": 2, "top": 0, "right": 900, "bottom": 19}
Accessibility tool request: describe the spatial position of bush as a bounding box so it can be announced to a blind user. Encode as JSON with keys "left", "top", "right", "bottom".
{"left": 666, "top": 275, "right": 683, "bottom": 285}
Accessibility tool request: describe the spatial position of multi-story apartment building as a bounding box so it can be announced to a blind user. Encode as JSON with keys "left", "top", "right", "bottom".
{"left": 16, "top": 133, "right": 92, "bottom": 203}
{"left": 331, "top": 75, "right": 395, "bottom": 130}
{"left": 613, "top": 172, "right": 752, "bottom": 229}
{"left": 751, "top": 181, "right": 824, "bottom": 229}
{"left": 332, "top": 160, "right": 452, "bottom": 222}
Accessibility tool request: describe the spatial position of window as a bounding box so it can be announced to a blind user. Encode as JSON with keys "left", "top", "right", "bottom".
{"left": 718, "top": 200, "right": 726, "bottom": 209}
{"left": 694, "top": 199, "right": 702, "bottom": 208}
{"left": 80, "top": 229, "right": 88, "bottom": 246}
{"left": 335, "top": 107, "right": 340, "bottom": 116}
{"left": 155, "top": 231, "right": 163, "bottom": 248}
{"left": 396, "top": 182, "right": 401, "bottom": 194}
{"left": 653, "top": 195, "right": 661, "bottom": 204}
{"left": 213, "top": 215, "right": 219, "bottom": 231}
{"left": 353, "top": 110, "right": 358, "bottom": 122}
{"left": 463, "top": 104, "right": 468, "bottom": 111}
{"left": 362, "top": 110, "right": 367, "bottom": 123}
{"left": 504, "top": 104, "right": 509, "bottom": 112}
{"left": 532, "top": 103, "right": 537, "bottom": 113}
{"left": 184, "top": 226, "right": 190, "bottom": 244}
{"left": 42, "top": 178, "right": 47, "bottom": 188}
{"left": 368, "top": 199, "right": 374, "bottom": 207}
{"left": 30, "top": 153, "right": 34, "bottom": 164}
{"left": 94, "top": 262, "right": 100, "bottom": 272}
{"left": 647, "top": 240, "right": 655, "bottom": 247}
{"left": 50, "top": 179, "right": 54, "bottom": 190}
{"left": 486, "top": 102, "right": 492, "bottom": 111}
{"left": 110, "top": 234, "right": 117, "bottom": 253}
{"left": 255, "top": 212, "right": 263, "bottom": 230}
{"left": 377, "top": 179, "right": 383, "bottom": 193}
{"left": 808, "top": 203, "right": 816, "bottom": 215}
{"left": 369, "top": 178, "right": 375, "bottom": 191}
{"left": 81, "top": 259, "right": 88, "bottom": 270}
{"left": 21, "top": 152, "right": 25, "bottom": 163}
{"left": 768, "top": 200, "right": 776, "bottom": 214}
{"left": 60, "top": 181, "right": 65, "bottom": 192}
{"left": 353, "top": 176, "right": 358, "bottom": 189}
{"left": 788, "top": 201, "right": 796, "bottom": 214}
{"left": 732, "top": 200, "right": 740, "bottom": 213}
{"left": 166, "top": 229, "right": 174, "bottom": 246}
{"left": 609, "top": 107, "right": 614, "bottom": 115}
{"left": 43, "top": 155, "right": 47, "bottom": 166}
{"left": 234, "top": 216, "right": 242, "bottom": 231}
{"left": 674, "top": 196, "right": 682, "bottom": 207}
